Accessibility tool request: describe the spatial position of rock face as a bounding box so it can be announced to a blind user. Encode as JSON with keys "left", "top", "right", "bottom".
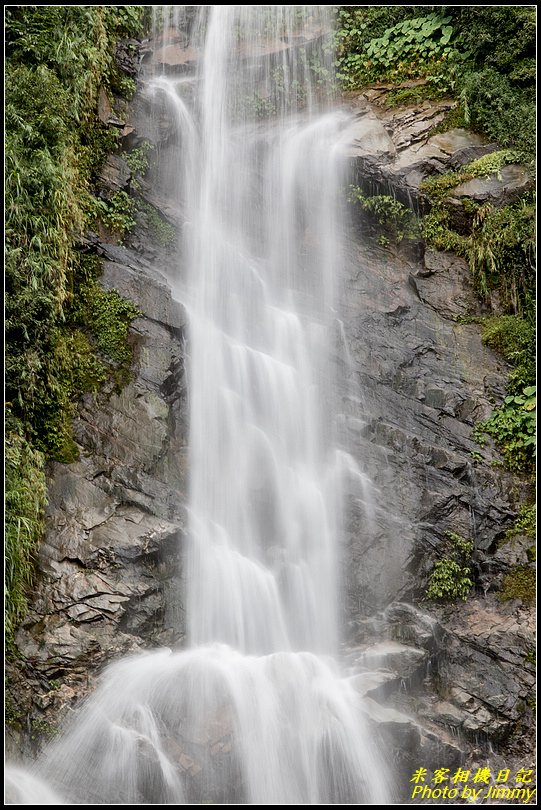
{"left": 342, "top": 89, "right": 533, "bottom": 216}
{"left": 336, "top": 92, "right": 534, "bottom": 787}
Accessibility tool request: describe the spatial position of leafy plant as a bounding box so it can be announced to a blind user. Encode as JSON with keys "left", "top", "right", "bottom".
{"left": 348, "top": 187, "right": 420, "bottom": 243}
{"left": 122, "top": 140, "right": 153, "bottom": 188}
{"left": 334, "top": 7, "right": 417, "bottom": 90}
{"left": 426, "top": 532, "right": 474, "bottom": 602}
{"left": 482, "top": 316, "right": 536, "bottom": 395}
{"left": 475, "top": 386, "right": 536, "bottom": 473}
{"left": 5, "top": 418, "right": 47, "bottom": 646}
{"left": 335, "top": 9, "right": 465, "bottom": 92}
{"left": 504, "top": 503, "right": 536, "bottom": 541}
{"left": 365, "top": 14, "right": 459, "bottom": 77}
{"left": 95, "top": 191, "right": 137, "bottom": 237}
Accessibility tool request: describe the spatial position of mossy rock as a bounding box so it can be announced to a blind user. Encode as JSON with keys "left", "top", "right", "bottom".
{"left": 499, "top": 565, "right": 536, "bottom": 603}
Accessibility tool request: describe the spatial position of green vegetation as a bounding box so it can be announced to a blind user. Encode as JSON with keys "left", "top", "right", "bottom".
{"left": 499, "top": 565, "right": 536, "bottom": 604}
{"left": 122, "top": 140, "right": 153, "bottom": 187}
{"left": 5, "top": 424, "right": 47, "bottom": 642}
{"left": 420, "top": 183, "right": 535, "bottom": 321}
{"left": 348, "top": 187, "right": 420, "bottom": 243}
{"left": 505, "top": 504, "right": 536, "bottom": 541}
{"left": 335, "top": 7, "right": 535, "bottom": 160}
{"left": 426, "top": 532, "right": 474, "bottom": 602}
{"left": 136, "top": 200, "right": 177, "bottom": 247}
{"left": 474, "top": 387, "right": 536, "bottom": 474}
{"left": 5, "top": 6, "right": 146, "bottom": 646}
{"left": 30, "top": 718, "right": 58, "bottom": 742}
{"left": 418, "top": 141, "right": 535, "bottom": 478}
{"left": 93, "top": 190, "right": 138, "bottom": 237}
{"left": 482, "top": 317, "right": 536, "bottom": 396}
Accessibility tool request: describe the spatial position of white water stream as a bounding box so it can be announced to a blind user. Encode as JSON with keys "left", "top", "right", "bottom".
{"left": 6, "top": 7, "right": 392, "bottom": 804}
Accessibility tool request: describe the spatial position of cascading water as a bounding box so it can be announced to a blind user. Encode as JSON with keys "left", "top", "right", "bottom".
{"left": 6, "top": 7, "right": 393, "bottom": 804}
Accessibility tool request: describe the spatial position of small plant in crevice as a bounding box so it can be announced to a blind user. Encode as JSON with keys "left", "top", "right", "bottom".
{"left": 122, "top": 140, "right": 154, "bottom": 189}
{"left": 348, "top": 186, "right": 420, "bottom": 243}
{"left": 425, "top": 532, "right": 474, "bottom": 602}
{"left": 94, "top": 191, "right": 137, "bottom": 238}
{"left": 474, "top": 386, "right": 536, "bottom": 474}
{"left": 30, "top": 717, "right": 58, "bottom": 742}
{"left": 504, "top": 503, "right": 536, "bottom": 541}
{"left": 481, "top": 316, "right": 536, "bottom": 396}
{"left": 136, "top": 199, "right": 177, "bottom": 247}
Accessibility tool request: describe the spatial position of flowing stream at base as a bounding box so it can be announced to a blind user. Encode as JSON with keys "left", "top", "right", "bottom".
{"left": 6, "top": 7, "right": 393, "bottom": 804}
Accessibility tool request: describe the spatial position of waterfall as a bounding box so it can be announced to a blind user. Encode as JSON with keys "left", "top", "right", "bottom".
{"left": 6, "top": 7, "right": 392, "bottom": 804}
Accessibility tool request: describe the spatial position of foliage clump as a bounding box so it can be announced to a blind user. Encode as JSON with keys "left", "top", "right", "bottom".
{"left": 348, "top": 187, "right": 420, "bottom": 244}
{"left": 482, "top": 316, "right": 536, "bottom": 396}
{"left": 474, "top": 387, "right": 536, "bottom": 474}
{"left": 5, "top": 6, "right": 146, "bottom": 644}
{"left": 5, "top": 420, "right": 47, "bottom": 645}
{"left": 426, "top": 532, "right": 474, "bottom": 602}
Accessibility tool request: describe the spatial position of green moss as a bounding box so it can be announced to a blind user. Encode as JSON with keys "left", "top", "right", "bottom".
{"left": 467, "top": 149, "right": 522, "bottom": 178}
{"left": 420, "top": 208, "right": 468, "bottom": 254}
{"left": 499, "top": 565, "right": 536, "bottom": 603}
{"left": 5, "top": 694, "right": 24, "bottom": 729}
{"left": 136, "top": 199, "right": 177, "bottom": 247}
{"left": 383, "top": 83, "right": 442, "bottom": 108}
{"left": 30, "top": 718, "right": 58, "bottom": 742}
{"left": 420, "top": 151, "right": 522, "bottom": 206}
{"left": 78, "top": 283, "right": 140, "bottom": 364}
{"left": 524, "top": 649, "right": 536, "bottom": 666}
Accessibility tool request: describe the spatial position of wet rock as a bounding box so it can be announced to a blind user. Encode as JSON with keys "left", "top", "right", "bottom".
{"left": 341, "top": 235, "right": 516, "bottom": 614}
{"left": 343, "top": 92, "right": 528, "bottom": 215}
{"left": 449, "top": 164, "right": 533, "bottom": 207}
{"left": 100, "top": 260, "right": 185, "bottom": 332}
{"left": 97, "top": 87, "right": 113, "bottom": 125}
{"left": 411, "top": 250, "right": 475, "bottom": 321}
{"left": 98, "top": 155, "right": 132, "bottom": 195}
